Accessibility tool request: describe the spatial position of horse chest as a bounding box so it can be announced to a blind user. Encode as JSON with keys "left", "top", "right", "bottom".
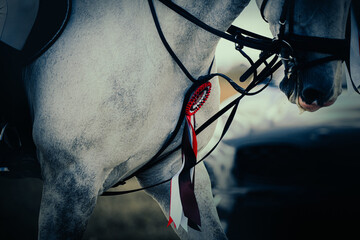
{"left": 25, "top": 1, "right": 220, "bottom": 176}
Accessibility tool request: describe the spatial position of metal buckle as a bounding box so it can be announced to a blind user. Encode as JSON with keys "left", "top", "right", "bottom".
{"left": 234, "top": 34, "right": 243, "bottom": 51}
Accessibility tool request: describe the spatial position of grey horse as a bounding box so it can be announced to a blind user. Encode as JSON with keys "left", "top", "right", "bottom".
{"left": 18, "top": 0, "right": 352, "bottom": 239}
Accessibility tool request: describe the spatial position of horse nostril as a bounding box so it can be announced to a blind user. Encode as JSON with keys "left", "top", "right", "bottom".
{"left": 301, "top": 88, "right": 323, "bottom": 105}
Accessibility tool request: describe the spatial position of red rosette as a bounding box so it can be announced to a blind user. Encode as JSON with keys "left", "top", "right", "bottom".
{"left": 185, "top": 82, "right": 212, "bottom": 116}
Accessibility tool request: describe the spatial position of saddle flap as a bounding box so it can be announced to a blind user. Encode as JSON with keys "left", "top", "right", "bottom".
{"left": 22, "top": 0, "right": 69, "bottom": 63}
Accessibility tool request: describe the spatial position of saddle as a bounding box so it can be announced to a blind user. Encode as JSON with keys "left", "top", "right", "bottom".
{"left": 23, "top": 0, "right": 70, "bottom": 63}
{"left": 0, "top": 0, "right": 70, "bottom": 178}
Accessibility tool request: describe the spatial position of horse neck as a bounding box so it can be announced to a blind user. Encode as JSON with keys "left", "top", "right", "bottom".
{"left": 70, "top": 0, "right": 250, "bottom": 77}
{"left": 153, "top": 0, "right": 251, "bottom": 76}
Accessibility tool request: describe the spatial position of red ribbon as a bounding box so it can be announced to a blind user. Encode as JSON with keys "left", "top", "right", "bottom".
{"left": 168, "top": 82, "right": 211, "bottom": 231}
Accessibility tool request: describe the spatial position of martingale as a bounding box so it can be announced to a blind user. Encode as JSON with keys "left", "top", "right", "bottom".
{"left": 103, "top": 0, "right": 356, "bottom": 232}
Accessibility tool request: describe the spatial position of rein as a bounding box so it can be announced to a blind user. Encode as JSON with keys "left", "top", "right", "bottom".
{"left": 102, "top": 0, "right": 282, "bottom": 196}
{"left": 103, "top": 0, "right": 355, "bottom": 197}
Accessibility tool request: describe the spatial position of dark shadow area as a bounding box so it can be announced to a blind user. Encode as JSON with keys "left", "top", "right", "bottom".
{"left": 222, "top": 126, "right": 360, "bottom": 240}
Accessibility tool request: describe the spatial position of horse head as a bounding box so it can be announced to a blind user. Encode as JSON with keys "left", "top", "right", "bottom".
{"left": 257, "top": 0, "right": 351, "bottom": 111}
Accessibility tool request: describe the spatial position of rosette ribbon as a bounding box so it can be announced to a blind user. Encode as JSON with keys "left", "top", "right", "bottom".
{"left": 167, "top": 82, "right": 211, "bottom": 232}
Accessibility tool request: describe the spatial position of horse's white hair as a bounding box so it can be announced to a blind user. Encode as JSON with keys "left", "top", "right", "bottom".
{"left": 21, "top": 0, "right": 351, "bottom": 239}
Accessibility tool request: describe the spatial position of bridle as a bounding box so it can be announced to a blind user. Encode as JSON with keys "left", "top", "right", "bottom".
{"left": 103, "top": 0, "right": 355, "bottom": 196}
{"left": 259, "top": 0, "right": 352, "bottom": 97}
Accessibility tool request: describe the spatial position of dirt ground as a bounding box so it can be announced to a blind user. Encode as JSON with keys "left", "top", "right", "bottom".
{"left": 0, "top": 177, "right": 179, "bottom": 240}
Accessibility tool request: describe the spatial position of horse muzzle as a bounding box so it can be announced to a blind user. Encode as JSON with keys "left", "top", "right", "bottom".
{"left": 279, "top": 58, "right": 342, "bottom": 112}
{"left": 298, "top": 95, "right": 336, "bottom": 112}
